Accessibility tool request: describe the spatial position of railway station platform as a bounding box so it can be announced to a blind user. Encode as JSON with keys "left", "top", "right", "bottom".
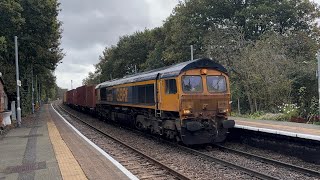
{"left": 0, "top": 104, "right": 135, "bottom": 180}
{"left": 230, "top": 116, "right": 320, "bottom": 141}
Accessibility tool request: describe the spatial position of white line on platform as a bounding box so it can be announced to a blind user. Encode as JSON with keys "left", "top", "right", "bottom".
{"left": 51, "top": 104, "right": 139, "bottom": 180}
{"left": 234, "top": 124, "right": 320, "bottom": 141}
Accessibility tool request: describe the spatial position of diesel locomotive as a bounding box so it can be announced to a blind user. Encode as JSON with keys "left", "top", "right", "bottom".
{"left": 64, "top": 58, "right": 235, "bottom": 145}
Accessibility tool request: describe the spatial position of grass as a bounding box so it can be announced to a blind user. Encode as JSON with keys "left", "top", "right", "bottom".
{"left": 313, "top": 121, "right": 320, "bottom": 125}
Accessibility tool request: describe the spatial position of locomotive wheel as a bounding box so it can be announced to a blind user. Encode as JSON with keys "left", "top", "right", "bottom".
{"left": 214, "top": 128, "right": 228, "bottom": 143}
{"left": 135, "top": 121, "right": 143, "bottom": 130}
{"left": 176, "top": 134, "right": 181, "bottom": 142}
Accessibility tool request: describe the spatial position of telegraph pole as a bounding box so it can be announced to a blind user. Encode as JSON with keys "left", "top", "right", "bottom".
{"left": 36, "top": 75, "right": 38, "bottom": 104}
{"left": 38, "top": 83, "right": 41, "bottom": 106}
{"left": 15, "top": 36, "right": 22, "bottom": 127}
{"left": 71, "top": 80, "right": 73, "bottom": 89}
{"left": 317, "top": 51, "right": 320, "bottom": 116}
{"left": 31, "top": 66, "right": 34, "bottom": 114}
{"left": 190, "top": 45, "right": 194, "bottom": 60}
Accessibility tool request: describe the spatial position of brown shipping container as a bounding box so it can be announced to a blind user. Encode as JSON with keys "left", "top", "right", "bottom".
{"left": 73, "top": 89, "right": 78, "bottom": 106}
{"left": 63, "top": 92, "right": 67, "bottom": 103}
{"left": 76, "top": 85, "right": 86, "bottom": 107}
{"left": 67, "top": 89, "right": 75, "bottom": 105}
{"left": 85, "top": 85, "right": 96, "bottom": 108}
{"left": 65, "top": 91, "right": 68, "bottom": 104}
{"left": 66, "top": 90, "right": 70, "bottom": 104}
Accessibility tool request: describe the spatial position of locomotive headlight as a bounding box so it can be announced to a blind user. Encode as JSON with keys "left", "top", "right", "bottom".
{"left": 183, "top": 109, "right": 192, "bottom": 115}
{"left": 219, "top": 109, "right": 228, "bottom": 113}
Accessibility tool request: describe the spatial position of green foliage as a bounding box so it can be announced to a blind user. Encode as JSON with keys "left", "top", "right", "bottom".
{"left": 257, "top": 113, "right": 283, "bottom": 121}
{"left": 0, "top": 0, "right": 63, "bottom": 115}
{"left": 277, "top": 103, "right": 300, "bottom": 121}
{"left": 0, "top": 36, "right": 7, "bottom": 53}
{"left": 248, "top": 111, "right": 265, "bottom": 119}
{"left": 308, "top": 97, "right": 319, "bottom": 123}
{"left": 83, "top": 0, "right": 320, "bottom": 122}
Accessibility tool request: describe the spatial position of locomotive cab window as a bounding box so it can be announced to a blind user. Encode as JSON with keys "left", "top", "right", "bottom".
{"left": 182, "top": 75, "right": 203, "bottom": 93}
{"left": 165, "top": 79, "right": 177, "bottom": 94}
{"left": 207, "top": 75, "right": 227, "bottom": 93}
{"left": 100, "top": 88, "right": 107, "bottom": 101}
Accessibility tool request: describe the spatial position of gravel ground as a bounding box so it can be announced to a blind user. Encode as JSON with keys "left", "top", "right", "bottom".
{"left": 69, "top": 118, "right": 178, "bottom": 180}
{"left": 56, "top": 103, "right": 320, "bottom": 180}
{"left": 200, "top": 147, "right": 319, "bottom": 180}
{"left": 55, "top": 104, "right": 258, "bottom": 180}
{"left": 222, "top": 142, "right": 320, "bottom": 173}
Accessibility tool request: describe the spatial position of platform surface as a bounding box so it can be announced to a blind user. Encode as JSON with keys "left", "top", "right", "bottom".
{"left": 230, "top": 116, "right": 320, "bottom": 140}
{"left": 49, "top": 104, "right": 131, "bottom": 180}
{"left": 0, "top": 106, "right": 63, "bottom": 180}
{"left": 0, "top": 104, "right": 133, "bottom": 180}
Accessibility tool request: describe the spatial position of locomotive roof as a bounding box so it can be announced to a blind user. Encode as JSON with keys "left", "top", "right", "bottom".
{"left": 96, "top": 58, "right": 227, "bottom": 89}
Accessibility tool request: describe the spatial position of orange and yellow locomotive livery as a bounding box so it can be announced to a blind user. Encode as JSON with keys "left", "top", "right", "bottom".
{"left": 95, "top": 58, "right": 235, "bottom": 145}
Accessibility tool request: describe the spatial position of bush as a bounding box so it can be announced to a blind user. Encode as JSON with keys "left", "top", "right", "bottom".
{"left": 257, "top": 113, "right": 283, "bottom": 120}
{"left": 276, "top": 103, "right": 300, "bottom": 121}
{"left": 248, "top": 111, "right": 265, "bottom": 119}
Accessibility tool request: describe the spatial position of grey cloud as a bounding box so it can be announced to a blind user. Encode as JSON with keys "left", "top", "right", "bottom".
{"left": 58, "top": 62, "right": 93, "bottom": 73}
{"left": 56, "top": 0, "right": 179, "bottom": 89}
{"left": 59, "top": 0, "right": 152, "bottom": 49}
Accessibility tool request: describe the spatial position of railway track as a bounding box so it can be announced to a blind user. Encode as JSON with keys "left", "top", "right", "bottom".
{"left": 55, "top": 103, "right": 319, "bottom": 180}
{"left": 211, "top": 144, "right": 320, "bottom": 177}
{"left": 173, "top": 144, "right": 279, "bottom": 180}
{"left": 55, "top": 104, "right": 190, "bottom": 180}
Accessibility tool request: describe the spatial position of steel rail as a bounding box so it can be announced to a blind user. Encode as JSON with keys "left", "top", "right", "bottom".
{"left": 58, "top": 104, "right": 280, "bottom": 180}
{"left": 56, "top": 104, "right": 191, "bottom": 180}
{"left": 213, "top": 144, "right": 320, "bottom": 178}
{"left": 173, "top": 144, "right": 279, "bottom": 180}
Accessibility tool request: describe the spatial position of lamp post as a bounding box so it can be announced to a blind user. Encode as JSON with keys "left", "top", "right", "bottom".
{"left": 14, "top": 36, "right": 22, "bottom": 127}
{"left": 317, "top": 52, "right": 320, "bottom": 117}
{"left": 31, "top": 65, "right": 34, "bottom": 114}
{"left": 36, "top": 75, "right": 38, "bottom": 105}
{"left": 190, "top": 45, "right": 194, "bottom": 60}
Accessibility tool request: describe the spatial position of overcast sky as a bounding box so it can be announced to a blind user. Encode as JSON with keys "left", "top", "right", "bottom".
{"left": 55, "top": 0, "right": 180, "bottom": 89}
{"left": 56, "top": 0, "right": 320, "bottom": 90}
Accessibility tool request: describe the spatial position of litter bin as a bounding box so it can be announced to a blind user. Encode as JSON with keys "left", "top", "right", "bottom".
{"left": 1, "top": 110, "right": 12, "bottom": 127}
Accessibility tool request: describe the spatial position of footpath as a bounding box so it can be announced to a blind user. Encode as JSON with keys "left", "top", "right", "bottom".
{"left": 230, "top": 116, "right": 320, "bottom": 140}
{"left": 0, "top": 104, "right": 86, "bottom": 180}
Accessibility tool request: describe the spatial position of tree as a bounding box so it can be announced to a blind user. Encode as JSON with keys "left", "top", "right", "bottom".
{"left": 0, "top": 0, "right": 63, "bottom": 115}
{"left": 84, "top": 0, "right": 320, "bottom": 117}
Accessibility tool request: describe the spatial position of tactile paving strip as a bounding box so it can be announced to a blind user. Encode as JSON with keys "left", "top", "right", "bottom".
{"left": 47, "top": 114, "right": 87, "bottom": 180}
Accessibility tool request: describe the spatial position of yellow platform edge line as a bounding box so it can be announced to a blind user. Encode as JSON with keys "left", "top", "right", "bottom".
{"left": 47, "top": 108, "right": 88, "bottom": 180}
